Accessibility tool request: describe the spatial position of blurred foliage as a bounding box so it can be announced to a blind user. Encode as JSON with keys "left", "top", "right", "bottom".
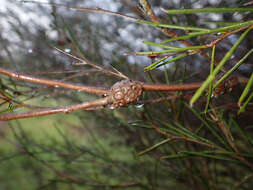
{"left": 0, "top": 0, "right": 253, "bottom": 189}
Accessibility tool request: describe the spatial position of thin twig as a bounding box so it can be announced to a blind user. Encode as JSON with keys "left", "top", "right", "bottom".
{"left": 21, "top": 148, "right": 140, "bottom": 187}
{"left": 0, "top": 67, "right": 108, "bottom": 95}
{"left": 0, "top": 66, "right": 248, "bottom": 121}
{"left": 209, "top": 107, "right": 253, "bottom": 170}
{"left": 0, "top": 98, "right": 108, "bottom": 121}
{"left": 53, "top": 46, "right": 128, "bottom": 79}
{"left": 148, "top": 120, "right": 221, "bottom": 149}
{"left": 142, "top": 82, "right": 202, "bottom": 91}
{"left": 138, "top": 0, "right": 226, "bottom": 70}
{"left": 206, "top": 25, "right": 252, "bottom": 47}
{"left": 22, "top": 1, "right": 142, "bottom": 22}
{"left": 138, "top": 0, "right": 179, "bottom": 38}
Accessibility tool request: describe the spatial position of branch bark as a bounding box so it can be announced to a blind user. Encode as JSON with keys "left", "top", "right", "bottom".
{"left": 0, "top": 67, "right": 108, "bottom": 95}
{"left": 0, "top": 98, "right": 108, "bottom": 121}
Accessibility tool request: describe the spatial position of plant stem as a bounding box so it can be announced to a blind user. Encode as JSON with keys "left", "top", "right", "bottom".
{"left": 142, "top": 82, "right": 202, "bottom": 91}
{"left": 0, "top": 67, "right": 108, "bottom": 95}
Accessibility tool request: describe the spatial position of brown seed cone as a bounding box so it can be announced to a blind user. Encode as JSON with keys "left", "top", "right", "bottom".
{"left": 106, "top": 80, "right": 143, "bottom": 108}
{"left": 213, "top": 75, "right": 239, "bottom": 97}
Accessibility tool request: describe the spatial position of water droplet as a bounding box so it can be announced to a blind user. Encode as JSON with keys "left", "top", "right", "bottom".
{"left": 64, "top": 48, "right": 71, "bottom": 53}
{"left": 135, "top": 104, "right": 144, "bottom": 108}
{"left": 8, "top": 103, "right": 14, "bottom": 110}
{"left": 63, "top": 109, "right": 70, "bottom": 114}
{"left": 54, "top": 85, "right": 59, "bottom": 88}
{"left": 5, "top": 89, "right": 10, "bottom": 93}
{"left": 109, "top": 105, "right": 115, "bottom": 110}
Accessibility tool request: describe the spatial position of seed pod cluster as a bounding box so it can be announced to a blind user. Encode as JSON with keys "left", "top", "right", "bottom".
{"left": 213, "top": 75, "right": 239, "bottom": 97}
{"left": 106, "top": 80, "right": 143, "bottom": 108}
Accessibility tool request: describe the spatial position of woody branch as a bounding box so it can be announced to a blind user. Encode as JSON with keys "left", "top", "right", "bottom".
{"left": 0, "top": 67, "right": 244, "bottom": 121}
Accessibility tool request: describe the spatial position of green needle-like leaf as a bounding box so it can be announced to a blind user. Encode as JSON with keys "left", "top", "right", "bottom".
{"left": 140, "top": 21, "right": 209, "bottom": 31}
{"left": 190, "top": 27, "right": 252, "bottom": 106}
{"left": 138, "top": 138, "right": 171, "bottom": 156}
{"left": 161, "top": 20, "right": 253, "bottom": 43}
{"left": 162, "top": 8, "right": 253, "bottom": 14}
{"left": 214, "top": 48, "right": 253, "bottom": 89}
{"left": 238, "top": 92, "right": 253, "bottom": 114}
{"left": 145, "top": 53, "right": 188, "bottom": 71}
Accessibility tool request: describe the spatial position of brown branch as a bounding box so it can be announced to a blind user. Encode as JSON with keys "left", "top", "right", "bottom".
{"left": 137, "top": 0, "right": 230, "bottom": 71}
{"left": 205, "top": 25, "right": 252, "bottom": 48}
{"left": 22, "top": 1, "right": 142, "bottom": 22}
{"left": 140, "top": 94, "right": 180, "bottom": 104}
{"left": 139, "top": 0, "right": 213, "bottom": 62}
{"left": 138, "top": 0, "right": 178, "bottom": 38}
{"left": 0, "top": 66, "right": 248, "bottom": 121}
{"left": 148, "top": 119, "right": 253, "bottom": 170}
{"left": 142, "top": 82, "right": 202, "bottom": 91}
{"left": 23, "top": 0, "right": 249, "bottom": 76}
{"left": 0, "top": 67, "right": 108, "bottom": 95}
{"left": 0, "top": 98, "right": 108, "bottom": 121}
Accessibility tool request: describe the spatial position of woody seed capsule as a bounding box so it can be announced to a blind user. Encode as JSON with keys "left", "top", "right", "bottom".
{"left": 107, "top": 80, "right": 143, "bottom": 108}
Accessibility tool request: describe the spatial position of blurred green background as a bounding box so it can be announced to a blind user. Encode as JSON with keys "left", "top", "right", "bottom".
{"left": 0, "top": 0, "right": 253, "bottom": 189}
